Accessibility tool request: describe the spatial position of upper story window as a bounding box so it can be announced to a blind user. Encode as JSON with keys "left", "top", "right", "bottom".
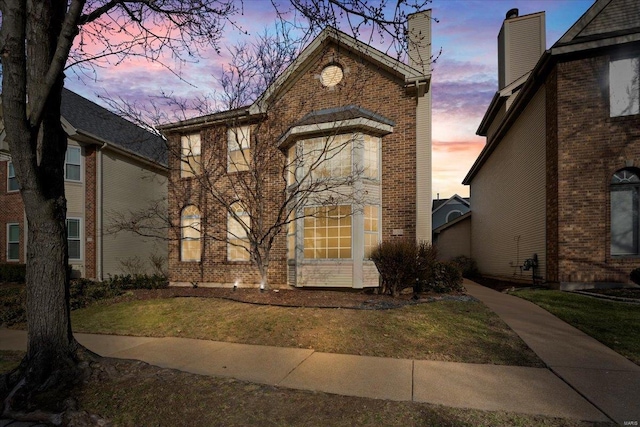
{"left": 228, "top": 126, "right": 251, "bottom": 173}
{"left": 320, "top": 64, "right": 344, "bottom": 87}
{"left": 363, "top": 135, "right": 380, "bottom": 180}
{"left": 303, "top": 134, "right": 353, "bottom": 179}
{"left": 181, "top": 134, "right": 201, "bottom": 178}
{"left": 65, "top": 146, "right": 81, "bottom": 181}
{"left": 7, "top": 162, "right": 18, "bottom": 192}
{"left": 181, "top": 205, "right": 201, "bottom": 262}
{"left": 7, "top": 223, "right": 19, "bottom": 261}
{"left": 610, "top": 57, "right": 639, "bottom": 117}
{"left": 611, "top": 168, "right": 640, "bottom": 256}
{"left": 227, "top": 202, "right": 251, "bottom": 261}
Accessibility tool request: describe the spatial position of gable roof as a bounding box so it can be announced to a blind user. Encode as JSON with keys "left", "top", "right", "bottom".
{"left": 433, "top": 211, "right": 471, "bottom": 234}
{"left": 61, "top": 89, "right": 167, "bottom": 165}
{"left": 251, "top": 26, "right": 430, "bottom": 114}
{"left": 464, "top": 0, "right": 640, "bottom": 185}
{"left": 432, "top": 194, "right": 470, "bottom": 213}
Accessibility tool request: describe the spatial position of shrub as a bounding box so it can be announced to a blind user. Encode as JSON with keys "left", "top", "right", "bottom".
{"left": 106, "top": 274, "right": 168, "bottom": 290}
{"left": 630, "top": 268, "right": 640, "bottom": 286}
{"left": 0, "top": 264, "right": 26, "bottom": 283}
{"left": 450, "top": 255, "right": 480, "bottom": 279}
{"left": 370, "top": 239, "right": 437, "bottom": 296}
{"left": 0, "top": 289, "right": 26, "bottom": 326}
{"left": 429, "top": 261, "right": 464, "bottom": 293}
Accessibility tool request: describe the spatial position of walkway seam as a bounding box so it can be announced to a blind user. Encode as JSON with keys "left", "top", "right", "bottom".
{"left": 411, "top": 360, "right": 415, "bottom": 402}
{"left": 548, "top": 366, "right": 614, "bottom": 423}
{"left": 275, "top": 349, "right": 316, "bottom": 386}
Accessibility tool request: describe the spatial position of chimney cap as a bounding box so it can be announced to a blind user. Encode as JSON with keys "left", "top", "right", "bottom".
{"left": 506, "top": 8, "right": 519, "bottom": 19}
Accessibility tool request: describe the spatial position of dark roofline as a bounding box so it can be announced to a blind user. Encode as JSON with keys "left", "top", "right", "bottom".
{"left": 157, "top": 106, "right": 259, "bottom": 132}
{"left": 433, "top": 211, "right": 471, "bottom": 234}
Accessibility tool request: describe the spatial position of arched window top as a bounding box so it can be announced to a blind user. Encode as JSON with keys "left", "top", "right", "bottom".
{"left": 612, "top": 168, "right": 640, "bottom": 184}
{"left": 182, "top": 205, "right": 200, "bottom": 217}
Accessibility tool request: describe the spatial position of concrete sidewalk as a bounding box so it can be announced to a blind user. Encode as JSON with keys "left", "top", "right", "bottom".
{"left": 0, "top": 326, "right": 609, "bottom": 422}
{"left": 464, "top": 279, "right": 640, "bottom": 425}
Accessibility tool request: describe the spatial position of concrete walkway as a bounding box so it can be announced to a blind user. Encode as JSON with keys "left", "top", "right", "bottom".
{"left": 464, "top": 279, "right": 640, "bottom": 425}
{"left": 1, "top": 281, "right": 637, "bottom": 423}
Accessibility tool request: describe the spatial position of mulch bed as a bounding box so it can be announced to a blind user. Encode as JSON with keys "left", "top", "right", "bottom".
{"left": 122, "top": 287, "right": 473, "bottom": 310}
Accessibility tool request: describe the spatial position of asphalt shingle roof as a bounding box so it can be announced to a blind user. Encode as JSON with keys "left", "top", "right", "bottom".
{"left": 61, "top": 88, "right": 167, "bottom": 165}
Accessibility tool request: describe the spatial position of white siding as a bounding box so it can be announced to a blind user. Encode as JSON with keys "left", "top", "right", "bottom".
{"left": 471, "top": 86, "right": 546, "bottom": 280}
{"left": 297, "top": 262, "right": 353, "bottom": 287}
{"left": 65, "top": 141, "right": 85, "bottom": 274}
{"left": 499, "top": 12, "right": 545, "bottom": 90}
{"left": 101, "top": 150, "right": 167, "bottom": 277}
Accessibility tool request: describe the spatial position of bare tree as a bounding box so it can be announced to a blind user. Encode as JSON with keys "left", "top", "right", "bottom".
{"left": 0, "top": 0, "right": 434, "bottom": 419}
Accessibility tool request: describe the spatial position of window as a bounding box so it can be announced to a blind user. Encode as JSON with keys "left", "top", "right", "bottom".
{"left": 228, "top": 126, "right": 251, "bottom": 172}
{"left": 363, "top": 135, "right": 380, "bottom": 180}
{"left": 446, "top": 210, "right": 463, "bottom": 222}
{"left": 181, "top": 205, "right": 201, "bottom": 261}
{"left": 320, "top": 64, "right": 344, "bottom": 87}
{"left": 66, "top": 218, "right": 81, "bottom": 260}
{"left": 610, "top": 57, "right": 639, "bottom": 117}
{"left": 364, "top": 205, "right": 379, "bottom": 258}
{"left": 611, "top": 168, "right": 640, "bottom": 256}
{"left": 287, "top": 211, "right": 296, "bottom": 260}
{"left": 7, "top": 162, "right": 18, "bottom": 192}
{"left": 303, "top": 135, "right": 352, "bottom": 179}
{"left": 65, "top": 146, "right": 81, "bottom": 181}
{"left": 181, "top": 134, "right": 201, "bottom": 178}
{"left": 7, "top": 223, "right": 19, "bottom": 261}
{"left": 304, "top": 205, "right": 351, "bottom": 259}
{"left": 227, "top": 203, "right": 250, "bottom": 261}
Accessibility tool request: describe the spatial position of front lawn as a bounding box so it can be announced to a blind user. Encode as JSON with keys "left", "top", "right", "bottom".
{"left": 512, "top": 289, "right": 640, "bottom": 365}
{"left": 68, "top": 297, "right": 543, "bottom": 366}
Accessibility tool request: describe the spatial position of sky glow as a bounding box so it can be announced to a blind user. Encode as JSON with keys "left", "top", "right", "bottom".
{"left": 65, "top": 0, "right": 595, "bottom": 200}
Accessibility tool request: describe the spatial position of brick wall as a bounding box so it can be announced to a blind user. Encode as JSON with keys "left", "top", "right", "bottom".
{"left": 555, "top": 52, "right": 640, "bottom": 284}
{"left": 84, "top": 146, "right": 97, "bottom": 278}
{"left": 167, "top": 43, "right": 418, "bottom": 287}
{"left": 0, "top": 160, "right": 26, "bottom": 263}
{"left": 545, "top": 67, "right": 559, "bottom": 284}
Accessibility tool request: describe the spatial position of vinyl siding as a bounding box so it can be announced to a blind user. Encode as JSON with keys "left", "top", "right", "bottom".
{"left": 436, "top": 216, "right": 471, "bottom": 261}
{"left": 65, "top": 141, "right": 85, "bottom": 274}
{"left": 101, "top": 150, "right": 167, "bottom": 276}
{"left": 499, "top": 13, "right": 545, "bottom": 89}
{"left": 471, "top": 86, "right": 546, "bottom": 280}
{"left": 297, "top": 262, "right": 353, "bottom": 287}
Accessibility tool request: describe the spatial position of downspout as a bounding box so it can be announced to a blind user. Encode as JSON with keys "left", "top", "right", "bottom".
{"left": 96, "top": 143, "right": 105, "bottom": 280}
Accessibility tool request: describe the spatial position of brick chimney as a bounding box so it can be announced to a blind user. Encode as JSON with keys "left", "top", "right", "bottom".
{"left": 498, "top": 9, "right": 546, "bottom": 90}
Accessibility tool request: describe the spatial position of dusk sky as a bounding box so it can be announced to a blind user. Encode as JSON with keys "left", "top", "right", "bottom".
{"left": 65, "top": 0, "right": 595, "bottom": 200}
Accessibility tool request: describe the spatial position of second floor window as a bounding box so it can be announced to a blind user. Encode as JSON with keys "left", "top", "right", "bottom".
{"left": 610, "top": 57, "right": 639, "bottom": 117}
{"left": 65, "top": 146, "right": 81, "bottom": 181}
{"left": 7, "top": 162, "right": 18, "bottom": 192}
{"left": 228, "top": 126, "right": 251, "bottom": 172}
{"left": 181, "top": 134, "right": 201, "bottom": 178}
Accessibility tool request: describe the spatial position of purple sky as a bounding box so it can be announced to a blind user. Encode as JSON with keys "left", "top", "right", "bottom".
{"left": 65, "top": 0, "right": 595, "bottom": 199}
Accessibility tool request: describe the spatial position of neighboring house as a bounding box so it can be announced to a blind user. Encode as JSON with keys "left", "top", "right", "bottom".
{"left": 461, "top": 0, "right": 640, "bottom": 288}
{"left": 432, "top": 194, "right": 470, "bottom": 230}
{"left": 0, "top": 88, "right": 168, "bottom": 279}
{"left": 160, "top": 12, "right": 433, "bottom": 289}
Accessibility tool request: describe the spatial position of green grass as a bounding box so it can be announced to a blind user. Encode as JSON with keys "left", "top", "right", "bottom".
{"left": 0, "top": 349, "right": 23, "bottom": 373}
{"left": 69, "top": 297, "right": 542, "bottom": 366}
{"left": 512, "top": 289, "right": 640, "bottom": 365}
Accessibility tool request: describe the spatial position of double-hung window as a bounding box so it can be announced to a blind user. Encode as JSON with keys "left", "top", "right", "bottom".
{"left": 7, "top": 224, "right": 19, "bottom": 261}
{"left": 227, "top": 203, "right": 250, "bottom": 261}
{"left": 66, "top": 218, "right": 81, "bottom": 260}
{"left": 181, "top": 205, "right": 201, "bottom": 261}
{"left": 65, "top": 146, "right": 82, "bottom": 181}
{"left": 7, "top": 162, "right": 18, "bottom": 192}
{"left": 228, "top": 126, "right": 251, "bottom": 172}
{"left": 181, "top": 134, "right": 201, "bottom": 178}
{"left": 610, "top": 57, "right": 640, "bottom": 117}
{"left": 611, "top": 169, "right": 640, "bottom": 256}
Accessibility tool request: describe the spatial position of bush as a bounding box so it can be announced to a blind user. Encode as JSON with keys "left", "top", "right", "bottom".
{"left": 451, "top": 255, "right": 480, "bottom": 279}
{"left": 107, "top": 274, "right": 168, "bottom": 290}
{"left": 370, "top": 239, "right": 437, "bottom": 296}
{"left": 0, "top": 289, "right": 26, "bottom": 326}
{"left": 0, "top": 264, "right": 26, "bottom": 283}
{"left": 430, "top": 261, "right": 464, "bottom": 293}
{"left": 630, "top": 268, "right": 640, "bottom": 286}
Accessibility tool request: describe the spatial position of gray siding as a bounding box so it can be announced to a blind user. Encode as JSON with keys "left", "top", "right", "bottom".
{"left": 435, "top": 216, "right": 471, "bottom": 261}
{"left": 101, "top": 150, "right": 167, "bottom": 277}
{"left": 470, "top": 86, "right": 546, "bottom": 280}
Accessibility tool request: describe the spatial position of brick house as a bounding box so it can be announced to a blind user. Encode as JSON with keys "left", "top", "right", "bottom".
{"left": 0, "top": 88, "right": 168, "bottom": 279}
{"left": 160, "top": 12, "right": 433, "bottom": 289}
{"left": 460, "top": 0, "right": 640, "bottom": 288}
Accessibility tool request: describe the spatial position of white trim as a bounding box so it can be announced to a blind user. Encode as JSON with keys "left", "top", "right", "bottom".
{"left": 64, "top": 145, "right": 83, "bottom": 183}
{"left": 278, "top": 118, "right": 393, "bottom": 149}
{"left": 6, "top": 223, "right": 20, "bottom": 262}
{"left": 66, "top": 217, "right": 83, "bottom": 261}
{"left": 6, "top": 161, "right": 18, "bottom": 193}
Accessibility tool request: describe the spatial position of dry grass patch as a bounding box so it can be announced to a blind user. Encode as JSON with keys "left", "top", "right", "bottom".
{"left": 70, "top": 297, "right": 542, "bottom": 366}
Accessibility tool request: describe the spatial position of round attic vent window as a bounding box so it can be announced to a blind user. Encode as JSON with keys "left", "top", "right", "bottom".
{"left": 320, "top": 64, "right": 344, "bottom": 87}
